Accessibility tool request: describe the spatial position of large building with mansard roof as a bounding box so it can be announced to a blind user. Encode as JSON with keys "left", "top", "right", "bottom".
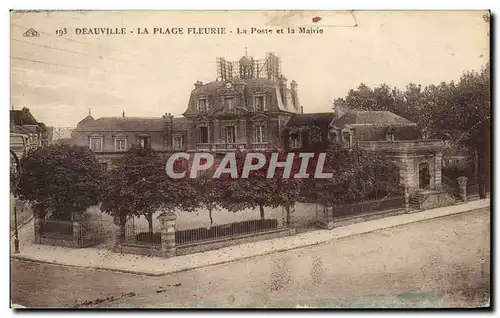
{"left": 70, "top": 52, "right": 302, "bottom": 167}
{"left": 70, "top": 52, "right": 450, "bottom": 208}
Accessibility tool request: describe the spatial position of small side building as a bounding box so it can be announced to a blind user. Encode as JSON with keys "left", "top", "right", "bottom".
{"left": 70, "top": 111, "right": 187, "bottom": 169}
{"left": 285, "top": 101, "right": 451, "bottom": 209}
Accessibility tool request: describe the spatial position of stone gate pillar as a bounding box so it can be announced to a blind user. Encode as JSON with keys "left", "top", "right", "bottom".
{"left": 112, "top": 215, "right": 123, "bottom": 251}
{"left": 33, "top": 217, "right": 42, "bottom": 244}
{"left": 72, "top": 213, "right": 82, "bottom": 248}
{"left": 404, "top": 186, "right": 410, "bottom": 213}
{"left": 457, "top": 176, "right": 468, "bottom": 202}
{"left": 434, "top": 152, "right": 443, "bottom": 190}
{"left": 158, "top": 211, "right": 177, "bottom": 258}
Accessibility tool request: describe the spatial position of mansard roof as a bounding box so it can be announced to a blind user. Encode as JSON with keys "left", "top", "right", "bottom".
{"left": 332, "top": 110, "right": 416, "bottom": 127}
{"left": 74, "top": 116, "right": 187, "bottom": 132}
{"left": 286, "top": 113, "right": 335, "bottom": 127}
{"left": 189, "top": 78, "right": 300, "bottom": 114}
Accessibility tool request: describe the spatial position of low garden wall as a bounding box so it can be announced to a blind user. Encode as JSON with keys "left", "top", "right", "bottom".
{"left": 113, "top": 213, "right": 296, "bottom": 258}
{"left": 176, "top": 228, "right": 295, "bottom": 256}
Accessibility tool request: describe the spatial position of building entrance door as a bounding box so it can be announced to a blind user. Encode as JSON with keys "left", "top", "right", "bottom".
{"left": 419, "top": 162, "right": 430, "bottom": 189}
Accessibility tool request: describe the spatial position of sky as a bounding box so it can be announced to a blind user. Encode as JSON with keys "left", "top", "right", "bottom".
{"left": 10, "top": 10, "right": 490, "bottom": 127}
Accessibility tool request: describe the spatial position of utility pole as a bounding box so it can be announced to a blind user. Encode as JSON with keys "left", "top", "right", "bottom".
{"left": 10, "top": 149, "right": 20, "bottom": 254}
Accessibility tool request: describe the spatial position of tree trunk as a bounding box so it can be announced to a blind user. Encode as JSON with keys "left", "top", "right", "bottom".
{"left": 208, "top": 208, "right": 213, "bottom": 228}
{"left": 285, "top": 205, "right": 291, "bottom": 226}
{"left": 119, "top": 216, "right": 127, "bottom": 240}
{"left": 146, "top": 212, "right": 153, "bottom": 234}
{"left": 259, "top": 205, "right": 265, "bottom": 219}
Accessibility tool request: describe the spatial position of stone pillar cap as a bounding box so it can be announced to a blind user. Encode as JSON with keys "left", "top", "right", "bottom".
{"left": 157, "top": 211, "right": 177, "bottom": 221}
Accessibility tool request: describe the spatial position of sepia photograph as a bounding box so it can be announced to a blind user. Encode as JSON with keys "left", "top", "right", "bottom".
{"left": 8, "top": 10, "right": 491, "bottom": 309}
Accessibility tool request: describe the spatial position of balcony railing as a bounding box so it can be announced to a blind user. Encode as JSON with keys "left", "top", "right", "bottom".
{"left": 358, "top": 140, "right": 445, "bottom": 152}
{"left": 251, "top": 142, "right": 272, "bottom": 151}
{"left": 213, "top": 143, "right": 246, "bottom": 151}
{"left": 193, "top": 142, "right": 274, "bottom": 151}
{"left": 195, "top": 143, "right": 211, "bottom": 151}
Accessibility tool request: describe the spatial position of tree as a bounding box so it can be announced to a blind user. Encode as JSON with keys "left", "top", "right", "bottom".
{"left": 340, "top": 63, "right": 491, "bottom": 195}
{"left": 431, "top": 63, "right": 491, "bottom": 195}
{"left": 299, "top": 144, "right": 402, "bottom": 207}
{"left": 14, "top": 144, "right": 101, "bottom": 220}
{"left": 100, "top": 146, "right": 196, "bottom": 235}
{"left": 193, "top": 169, "right": 225, "bottom": 228}
{"left": 219, "top": 150, "right": 302, "bottom": 221}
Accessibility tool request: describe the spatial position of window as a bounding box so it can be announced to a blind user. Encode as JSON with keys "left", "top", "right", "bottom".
{"left": 101, "top": 162, "right": 108, "bottom": 171}
{"left": 137, "top": 136, "right": 151, "bottom": 148}
{"left": 198, "top": 98, "right": 208, "bottom": 112}
{"left": 254, "top": 95, "right": 265, "bottom": 111}
{"left": 199, "top": 127, "right": 209, "bottom": 144}
{"left": 225, "top": 126, "right": 236, "bottom": 144}
{"left": 329, "top": 131, "right": 337, "bottom": 142}
{"left": 173, "top": 136, "right": 183, "bottom": 150}
{"left": 89, "top": 137, "right": 103, "bottom": 152}
{"left": 225, "top": 98, "right": 235, "bottom": 111}
{"left": 253, "top": 125, "right": 265, "bottom": 143}
{"left": 386, "top": 128, "right": 396, "bottom": 141}
{"left": 342, "top": 132, "right": 351, "bottom": 147}
{"left": 290, "top": 133, "right": 302, "bottom": 148}
{"left": 114, "top": 137, "right": 127, "bottom": 151}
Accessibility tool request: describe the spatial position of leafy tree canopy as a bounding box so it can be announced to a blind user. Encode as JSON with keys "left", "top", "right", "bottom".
{"left": 14, "top": 144, "right": 102, "bottom": 220}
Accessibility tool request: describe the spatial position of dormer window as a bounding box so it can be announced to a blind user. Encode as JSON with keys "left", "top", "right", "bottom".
{"left": 342, "top": 131, "right": 352, "bottom": 148}
{"left": 89, "top": 136, "right": 103, "bottom": 152}
{"left": 290, "top": 132, "right": 302, "bottom": 149}
{"left": 386, "top": 127, "right": 396, "bottom": 141}
{"left": 114, "top": 137, "right": 127, "bottom": 151}
{"left": 254, "top": 95, "right": 265, "bottom": 111}
{"left": 137, "top": 135, "right": 151, "bottom": 148}
{"left": 329, "top": 131, "right": 337, "bottom": 143}
{"left": 197, "top": 98, "right": 208, "bottom": 113}
{"left": 225, "top": 97, "right": 236, "bottom": 111}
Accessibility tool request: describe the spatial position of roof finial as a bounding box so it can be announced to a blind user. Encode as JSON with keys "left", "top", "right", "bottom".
{"left": 88, "top": 108, "right": 91, "bottom": 116}
{"left": 245, "top": 44, "right": 248, "bottom": 57}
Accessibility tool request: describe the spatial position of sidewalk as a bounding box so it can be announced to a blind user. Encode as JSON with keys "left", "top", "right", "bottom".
{"left": 11, "top": 199, "right": 490, "bottom": 277}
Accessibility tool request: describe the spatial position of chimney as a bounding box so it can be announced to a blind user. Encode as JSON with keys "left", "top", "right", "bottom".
{"left": 279, "top": 76, "right": 288, "bottom": 108}
{"left": 290, "top": 80, "right": 299, "bottom": 110}
{"left": 122, "top": 111, "right": 125, "bottom": 117}
{"left": 163, "top": 112, "right": 174, "bottom": 132}
{"left": 333, "top": 99, "right": 350, "bottom": 120}
{"left": 301, "top": 106, "right": 304, "bottom": 114}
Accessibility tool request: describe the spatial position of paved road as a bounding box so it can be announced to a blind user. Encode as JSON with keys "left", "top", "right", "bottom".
{"left": 11, "top": 209, "right": 490, "bottom": 308}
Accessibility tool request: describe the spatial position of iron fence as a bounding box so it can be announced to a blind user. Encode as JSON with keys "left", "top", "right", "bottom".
{"left": 325, "top": 196, "right": 405, "bottom": 219}
{"left": 176, "top": 218, "right": 279, "bottom": 246}
{"left": 80, "top": 211, "right": 105, "bottom": 247}
{"left": 40, "top": 219, "right": 73, "bottom": 238}
{"left": 123, "top": 217, "right": 162, "bottom": 247}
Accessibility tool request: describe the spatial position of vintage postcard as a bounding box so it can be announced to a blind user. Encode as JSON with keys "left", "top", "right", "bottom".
{"left": 9, "top": 10, "right": 491, "bottom": 309}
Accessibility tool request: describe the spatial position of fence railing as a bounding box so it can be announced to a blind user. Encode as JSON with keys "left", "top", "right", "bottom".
{"left": 40, "top": 219, "right": 73, "bottom": 238}
{"left": 176, "top": 218, "right": 279, "bottom": 246}
{"left": 123, "top": 218, "right": 162, "bottom": 247}
{"left": 327, "top": 196, "right": 405, "bottom": 219}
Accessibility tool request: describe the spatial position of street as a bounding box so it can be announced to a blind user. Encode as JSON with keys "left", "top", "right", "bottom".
{"left": 11, "top": 209, "right": 490, "bottom": 308}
